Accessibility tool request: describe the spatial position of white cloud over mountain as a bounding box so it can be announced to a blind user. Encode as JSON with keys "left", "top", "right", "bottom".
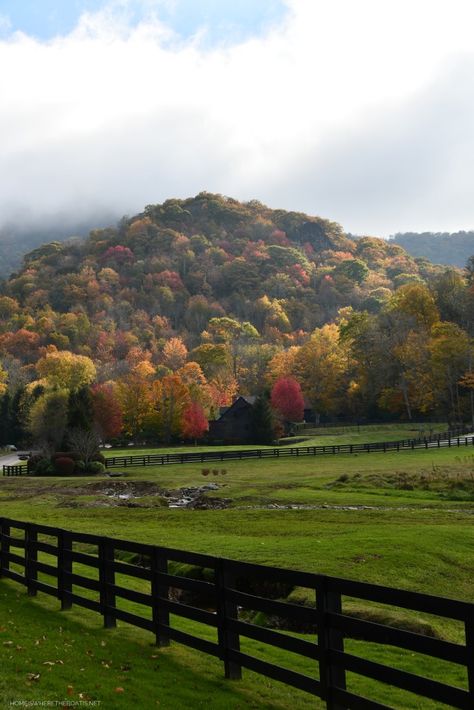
{"left": 1, "top": 0, "right": 474, "bottom": 235}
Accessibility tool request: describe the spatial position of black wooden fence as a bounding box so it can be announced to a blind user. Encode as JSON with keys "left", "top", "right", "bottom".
{"left": 0, "top": 517, "right": 473, "bottom": 709}
{"left": 103, "top": 428, "right": 472, "bottom": 469}
{"left": 2, "top": 427, "right": 472, "bottom": 475}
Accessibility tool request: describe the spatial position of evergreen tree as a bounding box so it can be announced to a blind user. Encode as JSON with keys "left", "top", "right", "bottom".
{"left": 67, "top": 387, "right": 94, "bottom": 431}
{"left": 251, "top": 394, "right": 275, "bottom": 445}
{"left": 0, "top": 394, "right": 11, "bottom": 446}
{"left": 9, "top": 387, "right": 28, "bottom": 445}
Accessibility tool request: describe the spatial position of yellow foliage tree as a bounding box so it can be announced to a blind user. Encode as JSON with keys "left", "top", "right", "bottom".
{"left": 36, "top": 351, "right": 96, "bottom": 391}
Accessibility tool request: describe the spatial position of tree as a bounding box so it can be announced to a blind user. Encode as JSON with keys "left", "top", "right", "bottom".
{"left": 387, "top": 283, "right": 439, "bottom": 330}
{"left": 147, "top": 374, "right": 191, "bottom": 442}
{"left": 251, "top": 394, "right": 275, "bottom": 444}
{"left": 36, "top": 351, "right": 96, "bottom": 392}
{"left": 91, "top": 383, "right": 123, "bottom": 440}
{"left": 67, "top": 386, "right": 94, "bottom": 432}
{"left": 265, "top": 347, "right": 300, "bottom": 385}
{"left": 271, "top": 377, "right": 305, "bottom": 423}
{"left": 162, "top": 337, "right": 188, "bottom": 371}
{"left": 28, "top": 389, "right": 69, "bottom": 453}
{"left": 294, "top": 324, "right": 348, "bottom": 421}
{"left": 428, "top": 322, "right": 472, "bottom": 422}
{"left": 67, "top": 428, "right": 101, "bottom": 466}
{"left": 182, "top": 402, "right": 209, "bottom": 443}
{"left": 117, "top": 372, "right": 153, "bottom": 440}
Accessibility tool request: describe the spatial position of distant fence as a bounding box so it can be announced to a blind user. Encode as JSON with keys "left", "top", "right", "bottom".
{"left": 0, "top": 517, "right": 473, "bottom": 709}
{"left": 104, "top": 426, "right": 471, "bottom": 468}
{"left": 2, "top": 427, "right": 472, "bottom": 475}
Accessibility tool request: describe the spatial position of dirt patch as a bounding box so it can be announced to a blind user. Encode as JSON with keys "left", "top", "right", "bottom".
{"left": 0, "top": 477, "right": 231, "bottom": 509}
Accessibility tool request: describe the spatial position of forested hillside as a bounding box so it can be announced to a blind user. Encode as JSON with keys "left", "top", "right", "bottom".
{"left": 0, "top": 193, "right": 473, "bottom": 447}
{"left": 390, "top": 231, "right": 474, "bottom": 268}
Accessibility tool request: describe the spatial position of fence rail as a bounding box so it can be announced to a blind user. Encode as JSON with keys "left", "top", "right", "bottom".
{"left": 0, "top": 517, "right": 473, "bottom": 709}
{"left": 2, "top": 427, "right": 472, "bottom": 475}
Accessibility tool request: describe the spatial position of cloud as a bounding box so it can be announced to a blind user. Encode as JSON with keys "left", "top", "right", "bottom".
{"left": 1, "top": 0, "right": 474, "bottom": 236}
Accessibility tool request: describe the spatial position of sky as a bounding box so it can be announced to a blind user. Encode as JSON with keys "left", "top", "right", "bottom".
{"left": 1, "top": 0, "right": 474, "bottom": 237}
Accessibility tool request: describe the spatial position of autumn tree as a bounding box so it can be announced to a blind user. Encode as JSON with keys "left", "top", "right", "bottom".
{"left": 428, "top": 322, "right": 472, "bottom": 422}
{"left": 271, "top": 377, "right": 305, "bottom": 423}
{"left": 91, "top": 383, "right": 123, "bottom": 440}
{"left": 146, "top": 374, "right": 191, "bottom": 442}
{"left": 294, "top": 324, "right": 349, "bottom": 421}
{"left": 162, "top": 337, "right": 188, "bottom": 371}
{"left": 28, "top": 389, "right": 69, "bottom": 453}
{"left": 117, "top": 372, "right": 153, "bottom": 440}
{"left": 36, "top": 351, "right": 96, "bottom": 392}
{"left": 182, "top": 401, "right": 209, "bottom": 443}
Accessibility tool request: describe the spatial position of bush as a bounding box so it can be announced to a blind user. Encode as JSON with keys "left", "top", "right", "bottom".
{"left": 75, "top": 460, "right": 86, "bottom": 472}
{"left": 87, "top": 461, "right": 105, "bottom": 474}
{"left": 27, "top": 454, "right": 45, "bottom": 472}
{"left": 52, "top": 451, "right": 81, "bottom": 461}
{"left": 32, "top": 458, "right": 55, "bottom": 476}
{"left": 54, "top": 456, "right": 76, "bottom": 476}
{"left": 91, "top": 452, "right": 106, "bottom": 465}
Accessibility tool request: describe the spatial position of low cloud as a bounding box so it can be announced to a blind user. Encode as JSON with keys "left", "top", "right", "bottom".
{"left": 1, "top": 0, "right": 474, "bottom": 236}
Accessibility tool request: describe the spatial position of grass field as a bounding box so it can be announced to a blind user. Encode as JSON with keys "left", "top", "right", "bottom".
{"left": 1, "top": 428, "right": 474, "bottom": 709}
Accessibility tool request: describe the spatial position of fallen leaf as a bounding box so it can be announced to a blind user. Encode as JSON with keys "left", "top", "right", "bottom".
{"left": 115, "top": 687, "right": 124, "bottom": 693}
{"left": 66, "top": 686, "right": 74, "bottom": 696}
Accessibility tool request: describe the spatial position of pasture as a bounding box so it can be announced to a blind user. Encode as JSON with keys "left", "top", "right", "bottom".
{"left": 1, "top": 427, "right": 474, "bottom": 708}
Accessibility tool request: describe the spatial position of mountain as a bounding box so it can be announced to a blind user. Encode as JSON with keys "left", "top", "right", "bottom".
{"left": 0, "top": 214, "right": 118, "bottom": 279}
{"left": 390, "top": 231, "right": 474, "bottom": 268}
{"left": 1, "top": 193, "right": 445, "bottom": 340}
{"left": 0, "top": 193, "right": 471, "bottom": 428}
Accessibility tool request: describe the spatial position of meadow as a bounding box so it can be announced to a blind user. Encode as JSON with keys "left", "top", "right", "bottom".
{"left": 1, "top": 425, "right": 474, "bottom": 709}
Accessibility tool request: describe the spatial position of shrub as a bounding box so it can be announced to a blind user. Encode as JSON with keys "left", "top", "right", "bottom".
{"left": 54, "top": 456, "right": 76, "bottom": 476}
{"left": 27, "top": 454, "right": 45, "bottom": 473}
{"left": 33, "top": 458, "right": 55, "bottom": 476}
{"left": 52, "top": 451, "right": 81, "bottom": 461}
{"left": 75, "top": 460, "right": 86, "bottom": 472}
{"left": 87, "top": 461, "right": 105, "bottom": 474}
{"left": 91, "top": 452, "right": 106, "bottom": 465}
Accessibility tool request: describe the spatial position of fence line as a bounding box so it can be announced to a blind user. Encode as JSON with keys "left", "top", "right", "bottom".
{"left": 0, "top": 517, "right": 473, "bottom": 709}
{"left": 2, "top": 427, "right": 472, "bottom": 475}
{"left": 103, "top": 427, "right": 472, "bottom": 468}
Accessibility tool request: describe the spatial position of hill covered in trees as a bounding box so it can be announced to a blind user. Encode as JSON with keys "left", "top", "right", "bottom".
{"left": 0, "top": 193, "right": 473, "bottom": 448}
{"left": 390, "top": 231, "right": 474, "bottom": 268}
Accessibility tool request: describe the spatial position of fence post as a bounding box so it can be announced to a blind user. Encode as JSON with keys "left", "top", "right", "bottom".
{"left": 58, "top": 530, "right": 73, "bottom": 610}
{"left": 466, "top": 619, "right": 474, "bottom": 707}
{"left": 151, "top": 548, "right": 170, "bottom": 647}
{"left": 99, "top": 538, "right": 116, "bottom": 628}
{"left": 216, "top": 559, "right": 242, "bottom": 680}
{"left": 317, "top": 578, "right": 346, "bottom": 710}
{"left": 25, "top": 524, "right": 38, "bottom": 597}
{"left": 0, "top": 520, "right": 10, "bottom": 578}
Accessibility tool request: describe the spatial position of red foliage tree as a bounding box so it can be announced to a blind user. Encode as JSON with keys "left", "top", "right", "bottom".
{"left": 91, "top": 383, "right": 123, "bottom": 440}
{"left": 182, "top": 402, "right": 209, "bottom": 442}
{"left": 101, "top": 245, "right": 134, "bottom": 263}
{"left": 270, "top": 377, "right": 305, "bottom": 422}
